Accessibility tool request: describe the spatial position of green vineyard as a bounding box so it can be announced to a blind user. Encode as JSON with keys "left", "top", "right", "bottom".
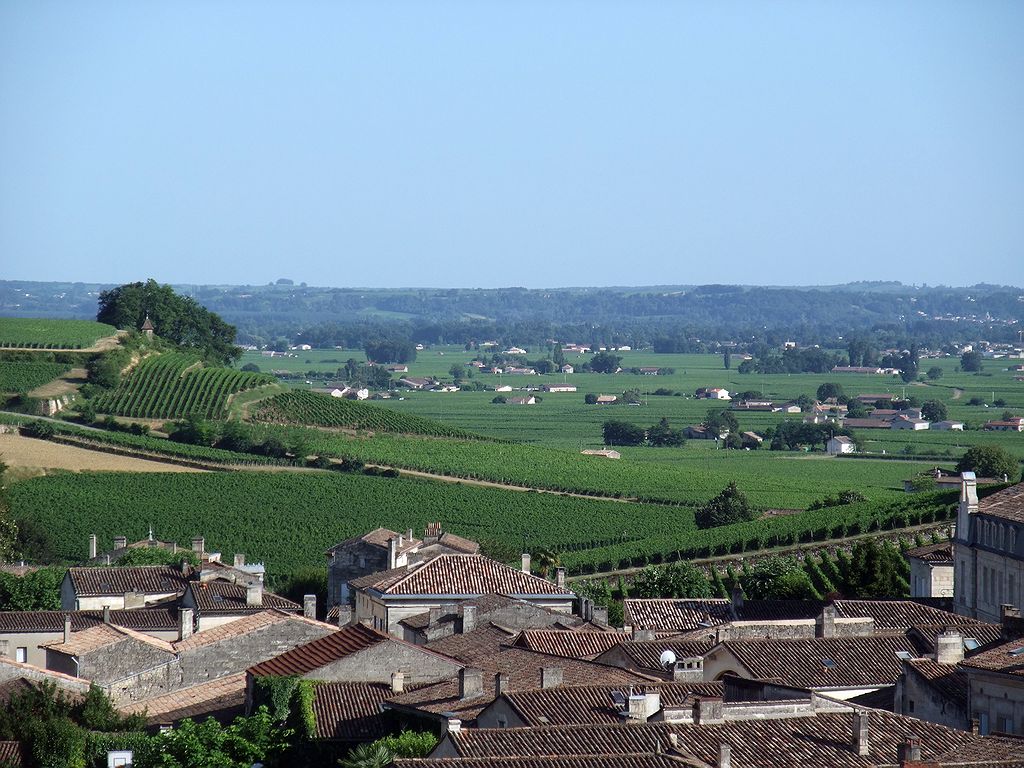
{"left": 0, "top": 362, "right": 70, "bottom": 393}
{"left": 0, "top": 318, "right": 117, "bottom": 349}
{"left": 93, "top": 354, "right": 275, "bottom": 420}
{"left": 248, "top": 389, "right": 483, "bottom": 439}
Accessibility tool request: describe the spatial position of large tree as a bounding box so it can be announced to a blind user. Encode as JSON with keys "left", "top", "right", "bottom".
{"left": 695, "top": 481, "right": 756, "bottom": 529}
{"left": 97, "top": 279, "right": 241, "bottom": 364}
{"left": 956, "top": 445, "right": 1019, "bottom": 482}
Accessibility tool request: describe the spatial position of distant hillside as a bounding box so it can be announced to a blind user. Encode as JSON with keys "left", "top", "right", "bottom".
{"left": 93, "top": 353, "right": 275, "bottom": 420}
{"left": 247, "top": 389, "right": 482, "bottom": 439}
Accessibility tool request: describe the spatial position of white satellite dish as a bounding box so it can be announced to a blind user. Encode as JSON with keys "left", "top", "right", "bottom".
{"left": 660, "top": 650, "right": 677, "bottom": 669}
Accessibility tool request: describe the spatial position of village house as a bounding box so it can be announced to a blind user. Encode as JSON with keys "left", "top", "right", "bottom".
{"left": 542, "top": 384, "right": 577, "bottom": 393}
{"left": 890, "top": 415, "right": 930, "bottom": 430}
{"left": 696, "top": 387, "right": 731, "bottom": 400}
{"left": 984, "top": 417, "right": 1024, "bottom": 432}
{"left": 581, "top": 449, "right": 621, "bottom": 459}
{"left": 595, "top": 395, "right": 617, "bottom": 405}
{"left": 932, "top": 420, "right": 966, "bottom": 431}
{"left": 560, "top": 364, "right": 574, "bottom": 374}
{"left": 906, "top": 542, "right": 954, "bottom": 598}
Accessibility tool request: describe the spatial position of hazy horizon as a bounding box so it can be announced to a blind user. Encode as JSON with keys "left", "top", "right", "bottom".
{"left": 3, "top": 2, "right": 1022, "bottom": 288}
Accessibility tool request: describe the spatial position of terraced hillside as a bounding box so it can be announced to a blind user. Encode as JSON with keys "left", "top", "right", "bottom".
{"left": 0, "top": 362, "right": 71, "bottom": 394}
{"left": 0, "top": 318, "right": 116, "bottom": 349}
{"left": 247, "top": 389, "right": 482, "bottom": 438}
{"left": 93, "top": 353, "right": 275, "bottom": 420}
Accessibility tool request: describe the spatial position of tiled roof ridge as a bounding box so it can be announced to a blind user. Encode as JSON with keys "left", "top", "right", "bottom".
{"left": 381, "top": 553, "right": 573, "bottom": 596}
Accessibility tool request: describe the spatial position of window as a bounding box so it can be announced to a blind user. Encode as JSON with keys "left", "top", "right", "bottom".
{"left": 908, "top": 700, "right": 915, "bottom": 713}
{"left": 15, "top": 647, "right": 27, "bottom": 663}
{"left": 998, "top": 716, "right": 1014, "bottom": 734}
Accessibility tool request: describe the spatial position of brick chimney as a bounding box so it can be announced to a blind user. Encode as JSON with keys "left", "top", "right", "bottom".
{"left": 391, "top": 671, "right": 405, "bottom": 694}
{"left": 461, "top": 605, "right": 477, "bottom": 634}
{"left": 179, "top": 608, "right": 194, "bottom": 640}
{"left": 898, "top": 735, "right": 922, "bottom": 763}
{"left": 246, "top": 581, "right": 263, "bottom": 606}
{"left": 935, "top": 629, "right": 964, "bottom": 665}
{"left": 191, "top": 537, "right": 205, "bottom": 558}
{"left": 541, "top": 667, "right": 563, "bottom": 689}
{"left": 234, "top": 553, "right": 246, "bottom": 568}
{"left": 694, "top": 696, "right": 724, "bottom": 725}
{"left": 556, "top": 568, "right": 566, "bottom": 589}
{"left": 303, "top": 594, "right": 317, "bottom": 620}
{"left": 388, "top": 537, "right": 399, "bottom": 569}
{"left": 632, "top": 628, "right": 655, "bottom": 641}
{"left": 853, "top": 710, "right": 870, "bottom": 756}
{"left": 521, "top": 553, "right": 531, "bottom": 574}
{"left": 816, "top": 604, "right": 836, "bottom": 639}
{"left": 113, "top": 536, "right": 127, "bottom": 551}
{"left": 459, "top": 668, "right": 483, "bottom": 699}
{"left": 88, "top": 534, "right": 97, "bottom": 559}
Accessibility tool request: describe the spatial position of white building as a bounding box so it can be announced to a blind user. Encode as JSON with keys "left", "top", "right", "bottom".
{"left": 827, "top": 436, "right": 856, "bottom": 455}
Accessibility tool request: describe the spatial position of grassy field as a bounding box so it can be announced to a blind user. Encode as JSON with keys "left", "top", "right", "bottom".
{"left": 0, "top": 318, "right": 117, "bottom": 349}
{"left": 0, "top": 362, "right": 70, "bottom": 394}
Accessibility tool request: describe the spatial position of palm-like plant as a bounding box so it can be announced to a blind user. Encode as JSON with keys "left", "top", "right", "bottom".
{"left": 338, "top": 742, "right": 393, "bottom": 768}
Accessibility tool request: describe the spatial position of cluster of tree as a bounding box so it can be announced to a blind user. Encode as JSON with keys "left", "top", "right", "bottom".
{"left": 764, "top": 421, "right": 857, "bottom": 452}
{"left": 738, "top": 347, "right": 842, "bottom": 375}
{"left": 807, "top": 489, "right": 866, "bottom": 511}
{"left": 956, "top": 445, "right": 1020, "bottom": 482}
{"left": 695, "top": 482, "right": 756, "bottom": 529}
{"left": 364, "top": 339, "right": 417, "bottom": 364}
{"left": 168, "top": 417, "right": 310, "bottom": 459}
{"left": 602, "top": 418, "right": 685, "bottom": 447}
{"left": 630, "top": 561, "right": 712, "bottom": 599}
{"left": 960, "top": 350, "right": 984, "bottom": 372}
{"left": 98, "top": 279, "right": 241, "bottom": 365}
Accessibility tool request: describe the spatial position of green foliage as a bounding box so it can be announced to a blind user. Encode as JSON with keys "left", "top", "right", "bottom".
{"left": 842, "top": 539, "right": 909, "bottom": 598}
{"left": 630, "top": 562, "right": 711, "bottom": 599}
{"left": 0, "top": 362, "right": 70, "bottom": 394}
{"left": 0, "top": 318, "right": 116, "bottom": 350}
{"left": 113, "top": 548, "right": 200, "bottom": 567}
{"left": 960, "top": 350, "right": 983, "bottom": 372}
{"left": 921, "top": 400, "right": 948, "bottom": 422}
{"left": 703, "top": 408, "right": 738, "bottom": 435}
{"left": 589, "top": 351, "right": 622, "bottom": 374}
{"left": 926, "top": 366, "right": 943, "bottom": 380}
{"left": 816, "top": 382, "right": 844, "bottom": 401}
{"left": 808, "top": 489, "right": 866, "bottom": 511}
{"left": 339, "top": 742, "right": 392, "bottom": 768}
{"left": 19, "top": 420, "right": 55, "bottom": 439}
{"left": 92, "top": 353, "right": 273, "bottom": 420}
{"left": 135, "top": 707, "right": 292, "bottom": 768}
{"left": 249, "top": 390, "right": 481, "bottom": 439}
{"left": 957, "top": 445, "right": 1020, "bottom": 482}
{"left": 86, "top": 348, "right": 132, "bottom": 389}
{"left": 602, "top": 420, "right": 646, "bottom": 446}
{"left": 376, "top": 730, "right": 439, "bottom": 758}
{"left": 0, "top": 568, "right": 65, "bottom": 610}
{"left": 97, "top": 279, "right": 241, "bottom": 364}
{"left": 647, "top": 418, "right": 685, "bottom": 447}
{"left": 277, "top": 568, "right": 328, "bottom": 616}
{"left": 740, "top": 556, "right": 819, "bottom": 600}
{"left": 364, "top": 339, "right": 417, "bottom": 365}
{"left": 695, "top": 482, "right": 755, "bottom": 529}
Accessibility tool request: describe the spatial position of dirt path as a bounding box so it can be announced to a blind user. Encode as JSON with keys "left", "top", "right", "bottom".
{"left": 0, "top": 433, "right": 204, "bottom": 477}
{"left": 952, "top": 388, "right": 964, "bottom": 400}
{"left": 28, "top": 367, "right": 88, "bottom": 399}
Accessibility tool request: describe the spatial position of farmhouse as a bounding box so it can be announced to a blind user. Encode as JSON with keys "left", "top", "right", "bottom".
{"left": 890, "top": 416, "right": 930, "bottom": 430}
{"left": 931, "top": 420, "right": 965, "bottom": 431}
{"left": 827, "top": 436, "right": 856, "bottom": 455}
{"left": 984, "top": 417, "right": 1024, "bottom": 432}
{"left": 398, "top": 377, "right": 433, "bottom": 390}
{"left": 505, "top": 367, "right": 537, "bottom": 375}
{"left": 595, "top": 395, "right": 617, "bottom": 405}
{"left": 696, "top": 387, "right": 731, "bottom": 400}
{"left": 494, "top": 385, "right": 513, "bottom": 392}
{"left": 581, "top": 449, "right": 621, "bottom": 459}
{"left": 560, "top": 364, "right": 574, "bottom": 374}
{"left": 542, "top": 384, "right": 576, "bottom": 393}
{"left": 385, "top": 364, "right": 409, "bottom": 373}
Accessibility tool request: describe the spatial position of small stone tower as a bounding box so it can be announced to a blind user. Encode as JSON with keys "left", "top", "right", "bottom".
{"left": 141, "top": 314, "right": 154, "bottom": 339}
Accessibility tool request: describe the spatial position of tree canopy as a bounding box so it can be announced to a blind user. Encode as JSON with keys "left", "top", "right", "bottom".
{"left": 956, "top": 445, "right": 1020, "bottom": 482}
{"left": 695, "top": 481, "right": 756, "bottom": 529}
{"left": 97, "top": 279, "right": 241, "bottom": 364}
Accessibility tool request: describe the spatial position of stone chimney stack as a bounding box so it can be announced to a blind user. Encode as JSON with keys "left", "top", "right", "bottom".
{"left": 521, "top": 553, "right": 531, "bottom": 574}
{"left": 113, "top": 536, "right": 127, "bottom": 551}
{"left": 459, "top": 668, "right": 483, "bottom": 699}
{"left": 88, "top": 534, "right": 97, "bottom": 560}
{"left": 816, "top": 604, "right": 837, "bottom": 639}
{"left": 303, "top": 594, "right": 317, "bottom": 620}
{"left": 632, "top": 628, "right": 655, "bottom": 642}
{"left": 407, "top": 528, "right": 414, "bottom": 542}
{"left": 718, "top": 743, "right": 732, "bottom": 768}
{"left": 234, "top": 553, "right": 246, "bottom": 568}
{"left": 428, "top": 607, "right": 443, "bottom": 627}
{"left": 102, "top": 606, "right": 111, "bottom": 624}
{"left": 694, "top": 697, "right": 724, "bottom": 725}
{"left": 336, "top": 605, "right": 352, "bottom": 627}
{"left": 730, "top": 585, "right": 744, "bottom": 614}
{"left": 388, "top": 537, "right": 399, "bottom": 569}
{"left": 391, "top": 671, "right": 405, "bottom": 694}
{"left": 853, "top": 710, "right": 870, "bottom": 757}
{"left": 556, "top": 568, "right": 566, "bottom": 589}
{"left": 541, "top": 667, "right": 563, "bottom": 689}
{"left": 898, "top": 735, "right": 922, "bottom": 763}
{"left": 63, "top": 615, "right": 71, "bottom": 644}
{"left": 246, "top": 581, "right": 263, "bottom": 606}
{"left": 191, "top": 537, "right": 205, "bottom": 558}
{"left": 179, "top": 608, "right": 194, "bottom": 640}
{"left": 494, "top": 672, "right": 510, "bottom": 697}
{"left": 956, "top": 472, "right": 979, "bottom": 544}
{"left": 936, "top": 629, "right": 964, "bottom": 665}
{"left": 461, "top": 605, "right": 477, "bottom": 634}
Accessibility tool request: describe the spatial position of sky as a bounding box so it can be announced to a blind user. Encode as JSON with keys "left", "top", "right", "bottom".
{"left": 1, "top": 1, "right": 1022, "bottom": 289}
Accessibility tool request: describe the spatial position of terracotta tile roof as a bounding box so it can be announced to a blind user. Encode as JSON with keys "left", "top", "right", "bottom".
{"left": 933, "top": 734, "right": 1024, "bottom": 766}
{"left": 312, "top": 682, "right": 426, "bottom": 741}
{"left": 43, "top": 622, "right": 176, "bottom": 656}
{"left": 187, "top": 581, "right": 300, "bottom": 613}
{"left": 442, "top": 711, "right": 981, "bottom": 766}
{"left": 501, "top": 681, "right": 725, "bottom": 726}
{"left": 833, "top": 600, "right": 985, "bottom": 631}
{"left": 393, "top": 757, "right": 701, "bottom": 768}
{"left": 173, "top": 609, "right": 335, "bottom": 652}
{"left": 906, "top": 659, "right": 968, "bottom": 711}
{"left": 326, "top": 527, "right": 422, "bottom": 556}
{"left": 0, "top": 608, "right": 178, "bottom": 633}
{"left": 247, "top": 624, "right": 388, "bottom": 677}
{"left": 624, "top": 599, "right": 732, "bottom": 631}
{"left": 977, "top": 482, "right": 1024, "bottom": 523}
{"left": 0, "top": 742, "right": 25, "bottom": 767}
{"left": 716, "top": 634, "right": 917, "bottom": 689}
{"left": 907, "top": 623, "right": 1005, "bottom": 657}
{"left": 960, "top": 637, "right": 1024, "bottom": 677}
{"left": 352, "top": 554, "right": 574, "bottom": 598}
{"left": 436, "top": 532, "right": 480, "bottom": 554}
{"left": 67, "top": 565, "right": 190, "bottom": 597}
{"left": 510, "top": 630, "right": 625, "bottom": 659}
{"left": 609, "top": 639, "right": 716, "bottom": 672}
{"left": 904, "top": 541, "right": 954, "bottom": 563}
{"left": 119, "top": 673, "right": 246, "bottom": 724}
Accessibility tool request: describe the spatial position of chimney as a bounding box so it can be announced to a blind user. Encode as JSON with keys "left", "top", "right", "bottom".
{"left": 521, "top": 553, "right": 531, "bottom": 574}
{"left": 459, "top": 668, "right": 483, "bottom": 699}
{"left": 246, "top": 581, "right": 263, "bottom": 606}
{"left": 898, "top": 735, "right": 922, "bottom": 763}
{"left": 104, "top": 554, "right": 111, "bottom": 565}
{"left": 935, "top": 629, "right": 964, "bottom": 665}
{"left": 388, "top": 537, "right": 399, "bottom": 569}
{"left": 730, "top": 585, "right": 744, "bottom": 614}
{"left": 303, "top": 594, "right": 317, "bottom": 620}
{"left": 447, "top": 718, "right": 462, "bottom": 735}
{"left": 113, "top": 535, "right": 127, "bottom": 550}
{"left": 718, "top": 743, "right": 732, "bottom": 768}
{"left": 88, "top": 534, "right": 97, "bottom": 559}
{"left": 407, "top": 527, "right": 414, "bottom": 542}
{"left": 234, "top": 553, "right": 246, "bottom": 568}
{"left": 102, "top": 605, "right": 111, "bottom": 624}
{"left": 556, "top": 568, "right": 566, "bottom": 589}
{"left": 853, "top": 710, "right": 870, "bottom": 756}
{"left": 541, "top": 667, "right": 563, "bottom": 689}
{"left": 632, "top": 628, "right": 655, "bottom": 642}
{"left": 428, "top": 606, "right": 443, "bottom": 626}
{"left": 336, "top": 605, "right": 352, "bottom": 627}
{"left": 672, "top": 656, "right": 704, "bottom": 683}
{"left": 391, "top": 671, "right": 405, "bottom": 694}
{"left": 816, "top": 604, "right": 837, "bottom": 639}
{"left": 123, "top": 591, "right": 145, "bottom": 609}
{"left": 461, "top": 605, "right": 477, "bottom": 634}
{"left": 593, "top": 606, "right": 609, "bottom": 625}
{"left": 694, "top": 697, "right": 724, "bottom": 725}
{"left": 956, "top": 472, "right": 979, "bottom": 544}
{"left": 63, "top": 615, "right": 71, "bottom": 644}
{"left": 179, "top": 608, "right": 194, "bottom": 640}
{"left": 181, "top": 559, "right": 190, "bottom": 575}
{"left": 494, "top": 672, "right": 510, "bottom": 697}
{"left": 191, "top": 537, "right": 205, "bottom": 558}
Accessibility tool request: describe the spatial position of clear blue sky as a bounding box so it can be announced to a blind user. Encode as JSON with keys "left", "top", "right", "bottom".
{"left": 2, "top": 1, "right": 1022, "bottom": 288}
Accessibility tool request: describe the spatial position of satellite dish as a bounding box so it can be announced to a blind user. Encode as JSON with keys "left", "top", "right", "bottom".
{"left": 660, "top": 650, "right": 677, "bottom": 669}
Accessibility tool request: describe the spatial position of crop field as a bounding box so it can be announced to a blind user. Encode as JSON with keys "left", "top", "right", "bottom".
{"left": 0, "top": 362, "right": 70, "bottom": 393}
{"left": 247, "top": 390, "right": 484, "bottom": 439}
{"left": 93, "top": 354, "right": 276, "bottom": 419}
{"left": 0, "top": 318, "right": 117, "bottom": 349}
{"left": 6, "top": 471, "right": 697, "bottom": 577}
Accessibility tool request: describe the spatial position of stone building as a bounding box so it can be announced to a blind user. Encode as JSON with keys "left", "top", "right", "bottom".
{"left": 906, "top": 541, "right": 955, "bottom": 598}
